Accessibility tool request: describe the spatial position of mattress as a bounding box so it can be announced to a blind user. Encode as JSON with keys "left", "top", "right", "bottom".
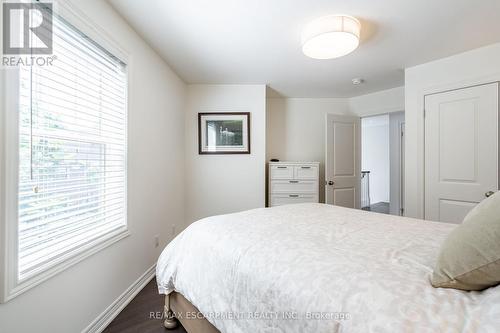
{"left": 156, "top": 203, "right": 500, "bottom": 333}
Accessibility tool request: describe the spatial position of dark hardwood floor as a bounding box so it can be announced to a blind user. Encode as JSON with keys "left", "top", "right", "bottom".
{"left": 103, "top": 278, "right": 187, "bottom": 333}
{"left": 363, "top": 202, "right": 390, "bottom": 214}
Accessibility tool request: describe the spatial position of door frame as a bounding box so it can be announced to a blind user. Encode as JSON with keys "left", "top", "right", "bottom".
{"left": 358, "top": 112, "right": 405, "bottom": 215}
{"left": 415, "top": 78, "right": 500, "bottom": 219}
{"left": 400, "top": 122, "right": 405, "bottom": 216}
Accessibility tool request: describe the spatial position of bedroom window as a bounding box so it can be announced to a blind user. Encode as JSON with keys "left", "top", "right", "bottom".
{"left": 9, "top": 8, "right": 128, "bottom": 288}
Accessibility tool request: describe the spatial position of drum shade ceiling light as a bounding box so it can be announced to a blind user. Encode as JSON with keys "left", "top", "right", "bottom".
{"left": 302, "top": 15, "right": 361, "bottom": 59}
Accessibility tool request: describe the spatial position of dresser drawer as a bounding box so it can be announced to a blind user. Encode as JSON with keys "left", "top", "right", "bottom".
{"left": 270, "top": 165, "right": 294, "bottom": 179}
{"left": 294, "top": 165, "right": 318, "bottom": 180}
{"left": 270, "top": 180, "right": 317, "bottom": 194}
{"left": 270, "top": 194, "right": 318, "bottom": 206}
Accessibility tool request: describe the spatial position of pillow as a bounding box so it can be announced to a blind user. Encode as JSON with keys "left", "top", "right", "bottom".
{"left": 431, "top": 191, "right": 500, "bottom": 291}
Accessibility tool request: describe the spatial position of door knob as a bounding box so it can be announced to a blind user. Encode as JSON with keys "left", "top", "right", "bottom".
{"left": 327, "top": 181, "right": 334, "bottom": 186}
{"left": 485, "top": 191, "right": 495, "bottom": 198}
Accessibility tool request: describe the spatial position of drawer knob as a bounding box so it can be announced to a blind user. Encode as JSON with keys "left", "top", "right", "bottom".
{"left": 277, "top": 166, "right": 287, "bottom": 169}
{"left": 301, "top": 166, "right": 311, "bottom": 169}
{"left": 289, "top": 194, "right": 299, "bottom": 198}
{"left": 289, "top": 180, "right": 299, "bottom": 183}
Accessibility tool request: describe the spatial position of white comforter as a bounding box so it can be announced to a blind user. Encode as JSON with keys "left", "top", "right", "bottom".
{"left": 156, "top": 203, "right": 500, "bottom": 333}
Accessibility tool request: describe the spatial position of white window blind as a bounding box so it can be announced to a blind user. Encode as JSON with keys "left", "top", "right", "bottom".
{"left": 17, "top": 11, "right": 127, "bottom": 280}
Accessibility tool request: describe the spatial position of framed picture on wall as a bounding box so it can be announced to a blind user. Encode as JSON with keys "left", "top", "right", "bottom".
{"left": 198, "top": 112, "right": 250, "bottom": 154}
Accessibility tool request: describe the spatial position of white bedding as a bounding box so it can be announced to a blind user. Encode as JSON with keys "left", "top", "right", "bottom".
{"left": 156, "top": 203, "right": 500, "bottom": 333}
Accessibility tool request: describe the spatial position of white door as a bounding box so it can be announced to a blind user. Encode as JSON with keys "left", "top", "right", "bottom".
{"left": 325, "top": 114, "right": 361, "bottom": 208}
{"left": 425, "top": 83, "right": 499, "bottom": 223}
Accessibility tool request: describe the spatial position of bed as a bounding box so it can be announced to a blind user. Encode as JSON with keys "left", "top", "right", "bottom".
{"left": 156, "top": 203, "right": 500, "bottom": 333}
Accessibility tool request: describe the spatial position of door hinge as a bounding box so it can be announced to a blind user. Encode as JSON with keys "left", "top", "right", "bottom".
{"left": 423, "top": 109, "right": 426, "bottom": 118}
{"left": 400, "top": 208, "right": 404, "bottom": 216}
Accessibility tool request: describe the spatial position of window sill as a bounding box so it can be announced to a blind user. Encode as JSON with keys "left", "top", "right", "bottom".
{"left": 1, "top": 226, "right": 130, "bottom": 303}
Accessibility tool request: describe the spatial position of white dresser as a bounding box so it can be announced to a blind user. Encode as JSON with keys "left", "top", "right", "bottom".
{"left": 268, "top": 161, "right": 320, "bottom": 207}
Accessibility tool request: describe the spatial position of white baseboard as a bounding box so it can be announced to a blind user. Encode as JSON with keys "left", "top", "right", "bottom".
{"left": 82, "top": 264, "right": 157, "bottom": 333}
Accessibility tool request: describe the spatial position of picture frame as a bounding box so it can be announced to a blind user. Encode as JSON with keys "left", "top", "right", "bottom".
{"left": 198, "top": 112, "right": 251, "bottom": 154}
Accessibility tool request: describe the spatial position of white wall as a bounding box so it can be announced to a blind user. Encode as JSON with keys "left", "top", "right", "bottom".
{"left": 389, "top": 111, "right": 405, "bottom": 215}
{"left": 266, "top": 87, "right": 403, "bottom": 203}
{"left": 0, "top": 0, "right": 187, "bottom": 332}
{"left": 405, "top": 42, "right": 500, "bottom": 218}
{"left": 266, "top": 98, "right": 350, "bottom": 203}
{"left": 185, "top": 84, "right": 266, "bottom": 223}
{"left": 349, "top": 86, "right": 405, "bottom": 117}
{"left": 361, "top": 115, "right": 390, "bottom": 204}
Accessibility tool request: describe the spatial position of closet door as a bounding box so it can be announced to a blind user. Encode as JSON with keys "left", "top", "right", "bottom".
{"left": 424, "top": 83, "right": 498, "bottom": 223}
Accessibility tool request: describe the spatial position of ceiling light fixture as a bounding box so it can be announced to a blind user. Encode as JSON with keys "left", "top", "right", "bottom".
{"left": 302, "top": 15, "right": 361, "bottom": 59}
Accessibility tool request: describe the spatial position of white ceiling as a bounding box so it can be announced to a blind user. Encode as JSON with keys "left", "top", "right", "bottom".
{"left": 108, "top": 0, "right": 500, "bottom": 98}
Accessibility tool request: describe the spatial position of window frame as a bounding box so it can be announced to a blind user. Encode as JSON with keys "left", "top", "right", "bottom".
{"left": 0, "top": 0, "right": 131, "bottom": 303}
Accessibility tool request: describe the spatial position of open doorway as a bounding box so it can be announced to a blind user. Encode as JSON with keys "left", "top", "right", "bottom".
{"left": 361, "top": 112, "right": 405, "bottom": 215}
